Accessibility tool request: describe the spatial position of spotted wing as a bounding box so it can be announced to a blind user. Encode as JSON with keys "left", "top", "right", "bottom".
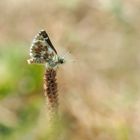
{"left": 39, "top": 30, "right": 57, "bottom": 54}
{"left": 28, "top": 30, "right": 57, "bottom": 64}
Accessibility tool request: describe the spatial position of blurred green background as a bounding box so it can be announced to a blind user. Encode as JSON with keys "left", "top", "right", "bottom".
{"left": 0, "top": 0, "right": 140, "bottom": 140}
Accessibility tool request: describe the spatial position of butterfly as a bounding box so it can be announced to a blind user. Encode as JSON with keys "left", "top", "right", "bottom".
{"left": 27, "top": 30, "right": 65, "bottom": 69}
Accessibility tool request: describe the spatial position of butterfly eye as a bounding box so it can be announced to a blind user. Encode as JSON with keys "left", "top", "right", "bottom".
{"left": 58, "top": 57, "right": 65, "bottom": 64}
{"left": 60, "top": 60, "right": 64, "bottom": 64}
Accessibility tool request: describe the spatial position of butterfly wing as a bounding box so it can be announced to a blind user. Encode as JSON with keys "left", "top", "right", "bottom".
{"left": 28, "top": 30, "right": 58, "bottom": 65}
{"left": 39, "top": 30, "right": 57, "bottom": 54}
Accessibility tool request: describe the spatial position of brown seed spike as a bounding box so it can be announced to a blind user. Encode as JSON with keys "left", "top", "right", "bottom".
{"left": 44, "top": 69, "right": 58, "bottom": 119}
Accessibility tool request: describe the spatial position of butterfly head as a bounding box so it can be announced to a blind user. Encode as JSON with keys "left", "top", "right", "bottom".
{"left": 58, "top": 56, "right": 65, "bottom": 64}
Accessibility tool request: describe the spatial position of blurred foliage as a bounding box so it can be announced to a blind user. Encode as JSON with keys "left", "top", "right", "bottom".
{"left": 0, "top": 43, "right": 44, "bottom": 140}
{"left": 0, "top": 43, "right": 43, "bottom": 98}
